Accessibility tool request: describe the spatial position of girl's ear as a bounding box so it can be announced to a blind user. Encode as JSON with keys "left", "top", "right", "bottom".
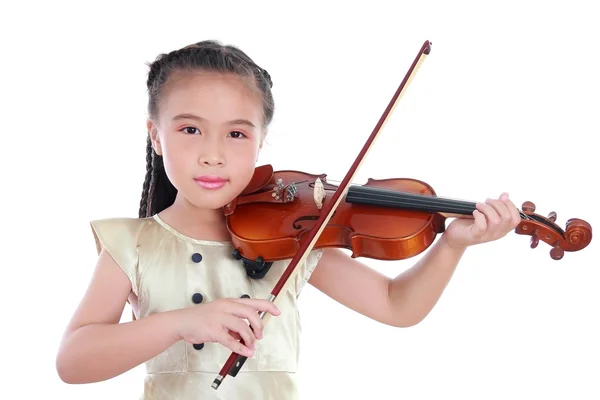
{"left": 147, "top": 119, "right": 162, "bottom": 155}
{"left": 256, "top": 129, "right": 267, "bottom": 161}
{"left": 259, "top": 128, "right": 267, "bottom": 149}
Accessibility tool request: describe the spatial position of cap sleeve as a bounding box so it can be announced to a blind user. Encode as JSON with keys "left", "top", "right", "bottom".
{"left": 90, "top": 218, "right": 141, "bottom": 296}
{"left": 294, "top": 248, "right": 324, "bottom": 297}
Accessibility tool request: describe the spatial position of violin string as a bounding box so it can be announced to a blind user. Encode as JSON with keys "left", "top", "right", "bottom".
{"left": 322, "top": 180, "right": 530, "bottom": 218}
{"left": 305, "top": 179, "right": 530, "bottom": 218}
{"left": 346, "top": 193, "right": 531, "bottom": 221}
{"left": 348, "top": 184, "right": 472, "bottom": 205}
{"left": 273, "top": 180, "right": 531, "bottom": 221}
{"left": 348, "top": 186, "right": 476, "bottom": 212}
{"left": 347, "top": 194, "right": 476, "bottom": 215}
{"left": 344, "top": 181, "right": 480, "bottom": 204}
{"left": 271, "top": 199, "right": 530, "bottom": 222}
{"left": 344, "top": 185, "right": 531, "bottom": 220}
{"left": 264, "top": 193, "right": 530, "bottom": 220}
{"left": 279, "top": 199, "right": 473, "bottom": 215}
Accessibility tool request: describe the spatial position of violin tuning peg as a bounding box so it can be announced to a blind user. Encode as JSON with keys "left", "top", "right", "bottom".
{"left": 550, "top": 243, "right": 564, "bottom": 260}
{"left": 530, "top": 229, "right": 539, "bottom": 249}
{"left": 521, "top": 201, "right": 536, "bottom": 213}
{"left": 548, "top": 211, "right": 557, "bottom": 222}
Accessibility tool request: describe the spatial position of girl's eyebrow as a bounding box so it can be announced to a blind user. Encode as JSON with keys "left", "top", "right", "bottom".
{"left": 172, "top": 113, "right": 255, "bottom": 128}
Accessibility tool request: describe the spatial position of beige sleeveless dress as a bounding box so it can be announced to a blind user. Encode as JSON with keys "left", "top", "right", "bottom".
{"left": 90, "top": 214, "right": 323, "bottom": 399}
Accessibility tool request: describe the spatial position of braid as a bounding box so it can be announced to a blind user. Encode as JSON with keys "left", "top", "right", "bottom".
{"left": 138, "top": 40, "right": 275, "bottom": 218}
{"left": 151, "top": 151, "right": 177, "bottom": 215}
{"left": 138, "top": 134, "right": 178, "bottom": 218}
{"left": 138, "top": 136, "right": 153, "bottom": 218}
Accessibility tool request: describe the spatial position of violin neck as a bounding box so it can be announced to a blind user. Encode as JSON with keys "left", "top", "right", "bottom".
{"left": 345, "top": 185, "right": 476, "bottom": 217}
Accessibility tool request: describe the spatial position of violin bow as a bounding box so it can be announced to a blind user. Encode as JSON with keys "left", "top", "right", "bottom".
{"left": 212, "top": 39, "right": 433, "bottom": 390}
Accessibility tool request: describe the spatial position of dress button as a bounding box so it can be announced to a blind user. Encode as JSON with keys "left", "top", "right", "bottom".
{"left": 240, "top": 294, "right": 250, "bottom": 299}
{"left": 193, "top": 343, "right": 204, "bottom": 350}
{"left": 192, "top": 293, "right": 203, "bottom": 304}
{"left": 191, "top": 253, "right": 203, "bottom": 263}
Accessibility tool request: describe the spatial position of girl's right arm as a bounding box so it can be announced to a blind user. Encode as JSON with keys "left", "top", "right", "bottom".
{"left": 56, "top": 249, "right": 280, "bottom": 384}
{"left": 55, "top": 249, "right": 182, "bottom": 384}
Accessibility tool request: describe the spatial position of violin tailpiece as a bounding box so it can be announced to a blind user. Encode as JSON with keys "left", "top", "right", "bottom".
{"left": 271, "top": 178, "right": 297, "bottom": 202}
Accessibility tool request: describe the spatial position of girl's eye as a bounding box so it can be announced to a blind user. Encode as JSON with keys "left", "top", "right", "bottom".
{"left": 228, "top": 131, "right": 247, "bottom": 139}
{"left": 183, "top": 127, "right": 199, "bottom": 134}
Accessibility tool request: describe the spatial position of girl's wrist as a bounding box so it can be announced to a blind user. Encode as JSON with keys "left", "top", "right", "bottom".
{"left": 440, "top": 232, "right": 469, "bottom": 253}
{"left": 161, "top": 308, "right": 188, "bottom": 343}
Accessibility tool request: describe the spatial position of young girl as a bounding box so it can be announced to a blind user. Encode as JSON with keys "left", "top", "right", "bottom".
{"left": 55, "top": 40, "right": 521, "bottom": 399}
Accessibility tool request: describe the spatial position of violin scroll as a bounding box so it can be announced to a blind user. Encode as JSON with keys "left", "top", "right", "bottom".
{"left": 515, "top": 201, "right": 592, "bottom": 260}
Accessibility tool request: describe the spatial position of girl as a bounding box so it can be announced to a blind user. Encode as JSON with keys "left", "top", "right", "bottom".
{"left": 55, "top": 40, "right": 521, "bottom": 399}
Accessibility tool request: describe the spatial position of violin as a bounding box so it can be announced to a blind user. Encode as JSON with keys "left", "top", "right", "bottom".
{"left": 223, "top": 164, "right": 592, "bottom": 266}
{"left": 211, "top": 40, "right": 593, "bottom": 390}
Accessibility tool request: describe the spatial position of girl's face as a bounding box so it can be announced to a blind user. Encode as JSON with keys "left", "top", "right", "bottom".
{"left": 148, "top": 70, "right": 265, "bottom": 210}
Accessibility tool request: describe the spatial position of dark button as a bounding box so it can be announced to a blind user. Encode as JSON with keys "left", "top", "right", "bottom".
{"left": 193, "top": 343, "right": 204, "bottom": 350}
{"left": 240, "top": 294, "right": 250, "bottom": 299}
{"left": 192, "top": 293, "right": 203, "bottom": 304}
{"left": 191, "top": 253, "right": 203, "bottom": 263}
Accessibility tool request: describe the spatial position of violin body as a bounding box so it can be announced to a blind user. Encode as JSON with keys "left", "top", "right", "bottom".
{"left": 223, "top": 164, "right": 592, "bottom": 266}
{"left": 224, "top": 165, "right": 445, "bottom": 262}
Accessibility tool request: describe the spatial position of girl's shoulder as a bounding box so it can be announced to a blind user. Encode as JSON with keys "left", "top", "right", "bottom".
{"left": 89, "top": 216, "right": 171, "bottom": 296}
{"left": 89, "top": 216, "right": 156, "bottom": 251}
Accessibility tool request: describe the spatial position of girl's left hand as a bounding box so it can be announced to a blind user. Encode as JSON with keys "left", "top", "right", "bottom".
{"left": 443, "top": 192, "right": 522, "bottom": 249}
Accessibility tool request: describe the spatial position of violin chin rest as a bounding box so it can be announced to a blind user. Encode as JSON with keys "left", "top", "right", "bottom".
{"left": 241, "top": 164, "right": 274, "bottom": 195}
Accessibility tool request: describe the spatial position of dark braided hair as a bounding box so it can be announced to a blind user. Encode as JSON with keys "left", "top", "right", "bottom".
{"left": 138, "top": 40, "right": 275, "bottom": 218}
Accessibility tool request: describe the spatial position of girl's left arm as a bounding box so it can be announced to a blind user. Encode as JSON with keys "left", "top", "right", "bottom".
{"left": 308, "top": 193, "right": 520, "bottom": 327}
{"left": 308, "top": 237, "right": 466, "bottom": 327}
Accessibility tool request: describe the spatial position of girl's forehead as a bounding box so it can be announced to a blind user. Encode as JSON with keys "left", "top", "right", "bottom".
{"left": 158, "top": 71, "right": 264, "bottom": 123}
{"left": 164, "top": 70, "right": 256, "bottom": 95}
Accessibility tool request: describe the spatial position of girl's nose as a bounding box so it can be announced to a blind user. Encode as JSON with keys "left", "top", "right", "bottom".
{"left": 199, "top": 155, "right": 224, "bottom": 166}
{"left": 198, "top": 140, "right": 225, "bottom": 166}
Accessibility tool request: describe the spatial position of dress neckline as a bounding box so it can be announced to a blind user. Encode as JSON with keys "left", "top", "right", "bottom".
{"left": 152, "top": 214, "right": 232, "bottom": 246}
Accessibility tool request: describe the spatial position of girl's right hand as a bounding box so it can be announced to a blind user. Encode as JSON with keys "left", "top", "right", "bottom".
{"left": 175, "top": 297, "right": 280, "bottom": 357}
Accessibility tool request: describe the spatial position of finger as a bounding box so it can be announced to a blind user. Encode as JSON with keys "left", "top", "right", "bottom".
{"left": 225, "top": 302, "right": 266, "bottom": 339}
{"left": 500, "top": 195, "right": 521, "bottom": 227}
{"left": 228, "top": 329, "right": 242, "bottom": 341}
{"left": 224, "top": 314, "right": 257, "bottom": 349}
{"left": 471, "top": 209, "right": 487, "bottom": 239}
{"left": 235, "top": 298, "right": 281, "bottom": 316}
{"left": 485, "top": 197, "right": 511, "bottom": 225}
{"left": 243, "top": 310, "right": 264, "bottom": 340}
{"left": 231, "top": 298, "right": 281, "bottom": 338}
{"left": 476, "top": 201, "right": 500, "bottom": 228}
{"left": 215, "top": 328, "right": 254, "bottom": 357}
{"left": 489, "top": 194, "right": 521, "bottom": 235}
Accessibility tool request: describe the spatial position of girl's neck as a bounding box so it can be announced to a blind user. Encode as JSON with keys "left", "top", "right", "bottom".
{"left": 157, "top": 195, "right": 231, "bottom": 242}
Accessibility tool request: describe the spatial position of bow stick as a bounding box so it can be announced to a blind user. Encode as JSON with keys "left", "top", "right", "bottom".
{"left": 212, "top": 39, "right": 433, "bottom": 390}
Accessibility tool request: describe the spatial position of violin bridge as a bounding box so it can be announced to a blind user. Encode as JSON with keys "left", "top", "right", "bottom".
{"left": 313, "top": 177, "right": 325, "bottom": 209}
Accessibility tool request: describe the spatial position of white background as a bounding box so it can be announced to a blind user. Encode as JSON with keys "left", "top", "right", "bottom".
{"left": 2, "top": 1, "right": 599, "bottom": 399}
